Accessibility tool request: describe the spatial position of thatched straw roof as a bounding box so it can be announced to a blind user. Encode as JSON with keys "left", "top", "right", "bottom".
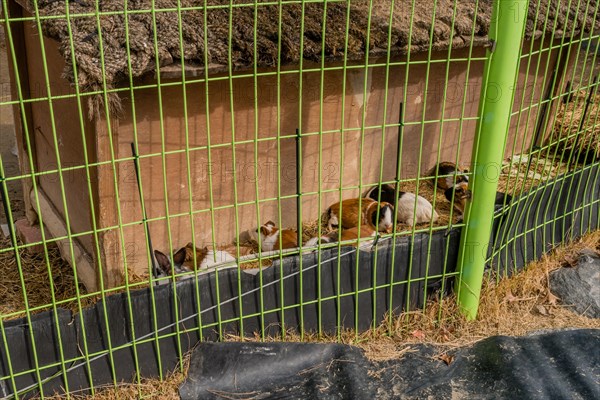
{"left": 26, "top": 0, "right": 598, "bottom": 95}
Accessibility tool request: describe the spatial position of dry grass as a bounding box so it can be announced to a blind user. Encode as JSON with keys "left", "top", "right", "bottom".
{"left": 238, "top": 257, "right": 274, "bottom": 270}
{"left": 389, "top": 229, "right": 600, "bottom": 348}
{"left": 301, "top": 217, "right": 324, "bottom": 243}
{"left": 41, "top": 355, "right": 190, "bottom": 400}
{"left": 497, "top": 153, "right": 571, "bottom": 196}
{"left": 497, "top": 90, "right": 598, "bottom": 197}
{"left": 39, "top": 230, "right": 599, "bottom": 399}
{"left": 548, "top": 90, "right": 600, "bottom": 161}
{"left": 0, "top": 235, "right": 92, "bottom": 317}
{"left": 236, "top": 231, "right": 600, "bottom": 353}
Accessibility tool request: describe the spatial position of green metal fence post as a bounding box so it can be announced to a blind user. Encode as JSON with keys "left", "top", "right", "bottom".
{"left": 457, "top": 0, "right": 528, "bottom": 319}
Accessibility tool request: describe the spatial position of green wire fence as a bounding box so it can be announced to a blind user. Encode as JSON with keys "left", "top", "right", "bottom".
{"left": 0, "top": 0, "right": 598, "bottom": 397}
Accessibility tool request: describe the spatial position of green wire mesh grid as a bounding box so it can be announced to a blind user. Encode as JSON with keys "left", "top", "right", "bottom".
{"left": 0, "top": 0, "right": 598, "bottom": 397}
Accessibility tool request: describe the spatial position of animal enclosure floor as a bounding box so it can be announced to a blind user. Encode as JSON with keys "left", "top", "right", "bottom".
{"left": 0, "top": 236, "right": 91, "bottom": 318}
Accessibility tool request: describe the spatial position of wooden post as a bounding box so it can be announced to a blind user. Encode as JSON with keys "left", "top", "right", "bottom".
{"left": 95, "top": 116, "right": 124, "bottom": 288}
{"left": 3, "top": 0, "right": 38, "bottom": 224}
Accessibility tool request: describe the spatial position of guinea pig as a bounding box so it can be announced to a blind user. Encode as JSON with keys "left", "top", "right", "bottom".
{"left": 426, "top": 162, "right": 469, "bottom": 190}
{"left": 445, "top": 187, "right": 512, "bottom": 215}
{"left": 326, "top": 198, "right": 393, "bottom": 233}
{"left": 364, "top": 200, "right": 394, "bottom": 232}
{"left": 444, "top": 181, "right": 471, "bottom": 213}
{"left": 251, "top": 221, "right": 298, "bottom": 251}
{"left": 198, "top": 248, "right": 237, "bottom": 269}
{"left": 154, "top": 243, "right": 236, "bottom": 278}
{"left": 154, "top": 247, "right": 192, "bottom": 279}
{"left": 364, "top": 183, "right": 397, "bottom": 204}
{"left": 395, "top": 192, "right": 439, "bottom": 226}
{"left": 305, "top": 225, "right": 376, "bottom": 248}
{"left": 365, "top": 184, "right": 438, "bottom": 227}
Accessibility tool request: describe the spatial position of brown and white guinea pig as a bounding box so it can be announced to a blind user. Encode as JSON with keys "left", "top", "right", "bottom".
{"left": 326, "top": 198, "right": 394, "bottom": 233}
{"left": 154, "top": 243, "right": 236, "bottom": 279}
{"left": 445, "top": 187, "right": 512, "bottom": 215}
{"left": 444, "top": 184, "right": 471, "bottom": 214}
{"left": 425, "top": 162, "right": 469, "bottom": 190}
{"left": 154, "top": 247, "right": 191, "bottom": 279}
{"left": 364, "top": 184, "right": 439, "bottom": 227}
{"left": 305, "top": 225, "right": 376, "bottom": 248}
{"left": 250, "top": 221, "right": 298, "bottom": 251}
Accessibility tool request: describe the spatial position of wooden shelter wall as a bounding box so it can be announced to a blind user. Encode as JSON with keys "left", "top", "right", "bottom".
{"left": 107, "top": 41, "right": 561, "bottom": 275}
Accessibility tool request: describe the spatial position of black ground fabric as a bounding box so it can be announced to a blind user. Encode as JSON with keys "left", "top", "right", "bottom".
{"left": 0, "top": 231, "right": 460, "bottom": 398}
{"left": 550, "top": 249, "right": 600, "bottom": 318}
{"left": 489, "top": 164, "right": 600, "bottom": 275}
{"left": 180, "top": 329, "right": 600, "bottom": 400}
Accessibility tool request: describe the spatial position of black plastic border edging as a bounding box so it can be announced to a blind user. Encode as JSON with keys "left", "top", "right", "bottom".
{"left": 0, "top": 163, "right": 598, "bottom": 398}
{"left": 489, "top": 163, "right": 599, "bottom": 274}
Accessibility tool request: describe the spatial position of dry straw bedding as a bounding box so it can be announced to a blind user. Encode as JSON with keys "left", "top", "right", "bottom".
{"left": 550, "top": 91, "right": 600, "bottom": 160}
{"left": 0, "top": 236, "right": 92, "bottom": 317}
{"left": 29, "top": 0, "right": 597, "bottom": 93}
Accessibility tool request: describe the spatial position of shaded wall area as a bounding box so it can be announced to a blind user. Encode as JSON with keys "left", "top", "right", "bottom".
{"left": 108, "top": 40, "right": 561, "bottom": 275}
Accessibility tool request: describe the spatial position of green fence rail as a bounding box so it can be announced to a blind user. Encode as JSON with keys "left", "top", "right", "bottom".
{"left": 456, "top": 0, "right": 528, "bottom": 319}
{"left": 0, "top": 0, "right": 598, "bottom": 397}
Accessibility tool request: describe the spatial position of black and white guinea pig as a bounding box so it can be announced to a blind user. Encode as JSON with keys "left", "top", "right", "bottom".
{"left": 445, "top": 185, "right": 513, "bottom": 215}
{"left": 426, "top": 162, "right": 469, "bottom": 190}
{"left": 364, "top": 184, "right": 439, "bottom": 227}
{"left": 495, "top": 191, "right": 512, "bottom": 208}
{"left": 154, "top": 247, "right": 191, "bottom": 279}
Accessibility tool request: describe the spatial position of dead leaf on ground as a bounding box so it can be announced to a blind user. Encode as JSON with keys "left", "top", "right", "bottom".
{"left": 534, "top": 304, "right": 552, "bottom": 316}
{"left": 438, "top": 353, "right": 454, "bottom": 365}
{"left": 411, "top": 330, "right": 425, "bottom": 340}
{"left": 561, "top": 254, "right": 578, "bottom": 268}
{"left": 438, "top": 327, "right": 452, "bottom": 342}
{"left": 503, "top": 291, "right": 519, "bottom": 303}
{"left": 547, "top": 291, "right": 560, "bottom": 306}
